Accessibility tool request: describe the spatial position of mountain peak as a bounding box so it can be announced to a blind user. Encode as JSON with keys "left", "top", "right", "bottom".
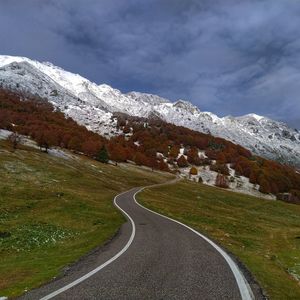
{"left": 242, "top": 113, "right": 265, "bottom": 121}
{"left": 173, "top": 100, "right": 200, "bottom": 114}
{"left": 0, "top": 55, "right": 299, "bottom": 167}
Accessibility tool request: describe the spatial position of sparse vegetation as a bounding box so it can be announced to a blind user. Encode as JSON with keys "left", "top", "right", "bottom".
{"left": 8, "top": 132, "right": 21, "bottom": 150}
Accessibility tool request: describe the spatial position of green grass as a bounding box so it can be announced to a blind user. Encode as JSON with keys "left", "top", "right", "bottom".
{"left": 0, "top": 140, "right": 172, "bottom": 297}
{"left": 138, "top": 180, "right": 300, "bottom": 300}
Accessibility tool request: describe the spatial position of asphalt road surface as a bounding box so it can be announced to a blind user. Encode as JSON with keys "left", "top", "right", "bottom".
{"left": 20, "top": 186, "right": 261, "bottom": 300}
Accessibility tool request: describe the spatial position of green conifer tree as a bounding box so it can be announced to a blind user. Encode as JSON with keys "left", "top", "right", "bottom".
{"left": 97, "top": 146, "right": 109, "bottom": 163}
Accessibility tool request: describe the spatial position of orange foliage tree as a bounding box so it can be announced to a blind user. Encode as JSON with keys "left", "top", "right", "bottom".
{"left": 177, "top": 155, "right": 189, "bottom": 168}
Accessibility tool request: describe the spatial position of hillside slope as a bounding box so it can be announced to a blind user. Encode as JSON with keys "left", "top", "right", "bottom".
{"left": 138, "top": 181, "right": 300, "bottom": 300}
{"left": 1, "top": 89, "right": 300, "bottom": 201}
{"left": 0, "top": 139, "right": 171, "bottom": 297}
{"left": 0, "top": 55, "right": 299, "bottom": 167}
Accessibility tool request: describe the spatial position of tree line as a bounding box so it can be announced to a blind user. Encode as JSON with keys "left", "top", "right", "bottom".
{"left": 1, "top": 88, "right": 300, "bottom": 198}
{"left": 116, "top": 114, "right": 300, "bottom": 196}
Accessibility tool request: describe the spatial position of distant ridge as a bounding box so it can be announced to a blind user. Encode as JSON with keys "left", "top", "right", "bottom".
{"left": 0, "top": 54, "right": 299, "bottom": 167}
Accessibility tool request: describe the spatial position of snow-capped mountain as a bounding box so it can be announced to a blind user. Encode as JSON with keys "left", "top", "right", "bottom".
{"left": 1, "top": 55, "right": 300, "bottom": 167}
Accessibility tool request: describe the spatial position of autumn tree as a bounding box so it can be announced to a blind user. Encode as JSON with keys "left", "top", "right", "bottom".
{"left": 205, "top": 149, "right": 218, "bottom": 160}
{"left": 145, "top": 156, "right": 158, "bottom": 171}
{"left": 68, "top": 136, "right": 82, "bottom": 152}
{"left": 237, "top": 145, "right": 252, "bottom": 158}
{"left": 215, "top": 173, "right": 229, "bottom": 188}
{"left": 259, "top": 177, "right": 271, "bottom": 194}
{"left": 36, "top": 132, "right": 51, "bottom": 152}
{"left": 108, "top": 144, "right": 128, "bottom": 165}
{"left": 177, "top": 155, "right": 188, "bottom": 168}
{"left": 249, "top": 169, "right": 259, "bottom": 184}
{"left": 210, "top": 164, "right": 230, "bottom": 175}
{"left": 189, "top": 166, "right": 198, "bottom": 175}
{"left": 216, "top": 152, "right": 226, "bottom": 164}
{"left": 133, "top": 152, "right": 148, "bottom": 166}
{"left": 234, "top": 164, "right": 243, "bottom": 176}
{"left": 187, "top": 148, "right": 200, "bottom": 165}
{"left": 169, "top": 145, "right": 180, "bottom": 159}
{"left": 82, "top": 139, "right": 102, "bottom": 157}
{"left": 158, "top": 159, "right": 169, "bottom": 171}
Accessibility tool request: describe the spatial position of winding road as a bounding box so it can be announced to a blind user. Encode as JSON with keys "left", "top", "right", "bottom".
{"left": 20, "top": 184, "right": 260, "bottom": 300}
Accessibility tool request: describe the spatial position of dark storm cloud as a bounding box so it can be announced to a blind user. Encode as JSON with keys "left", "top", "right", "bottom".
{"left": 0, "top": 0, "right": 300, "bottom": 128}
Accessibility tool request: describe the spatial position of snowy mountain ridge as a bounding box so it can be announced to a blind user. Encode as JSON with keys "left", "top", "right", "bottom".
{"left": 0, "top": 55, "right": 300, "bottom": 167}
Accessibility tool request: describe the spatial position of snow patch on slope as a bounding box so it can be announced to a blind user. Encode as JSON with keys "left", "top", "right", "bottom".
{"left": 179, "top": 164, "right": 275, "bottom": 200}
{"left": 1, "top": 55, "right": 300, "bottom": 167}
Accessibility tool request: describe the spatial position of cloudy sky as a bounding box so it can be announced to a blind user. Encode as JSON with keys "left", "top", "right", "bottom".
{"left": 0, "top": 0, "right": 300, "bottom": 128}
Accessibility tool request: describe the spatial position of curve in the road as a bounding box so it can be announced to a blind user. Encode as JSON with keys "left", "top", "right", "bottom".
{"left": 134, "top": 187, "right": 254, "bottom": 300}
{"left": 20, "top": 182, "right": 258, "bottom": 300}
{"left": 39, "top": 189, "right": 137, "bottom": 300}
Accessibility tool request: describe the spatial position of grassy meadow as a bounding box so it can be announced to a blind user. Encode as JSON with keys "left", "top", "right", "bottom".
{"left": 0, "top": 140, "right": 171, "bottom": 297}
{"left": 138, "top": 181, "right": 300, "bottom": 300}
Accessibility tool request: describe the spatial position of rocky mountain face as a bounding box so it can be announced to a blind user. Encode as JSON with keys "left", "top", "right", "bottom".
{"left": 0, "top": 55, "right": 299, "bottom": 168}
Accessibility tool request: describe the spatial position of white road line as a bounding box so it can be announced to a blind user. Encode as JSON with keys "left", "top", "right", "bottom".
{"left": 134, "top": 187, "right": 255, "bottom": 300}
{"left": 40, "top": 181, "right": 254, "bottom": 300}
{"left": 39, "top": 188, "right": 138, "bottom": 300}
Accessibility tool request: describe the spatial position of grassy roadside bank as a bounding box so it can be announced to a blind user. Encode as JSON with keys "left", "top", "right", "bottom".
{"left": 0, "top": 140, "right": 172, "bottom": 297}
{"left": 138, "top": 180, "right": 300, "bottom": 299}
